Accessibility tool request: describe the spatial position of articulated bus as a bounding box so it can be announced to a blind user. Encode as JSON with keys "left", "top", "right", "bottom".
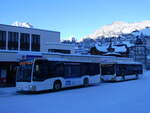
{"left": 16, "top": 58, "right": 100, "bottom": 91}
{"left": 100, "top": 62, "right": 143, "bottom": 82}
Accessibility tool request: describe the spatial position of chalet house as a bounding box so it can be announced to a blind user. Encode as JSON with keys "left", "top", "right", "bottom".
{"left": 90, "top": 43, "right": 129, "bottom": 57}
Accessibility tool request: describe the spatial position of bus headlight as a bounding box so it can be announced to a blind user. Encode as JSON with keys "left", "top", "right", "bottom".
{"left": 28, "top": 85, "right": 36, "bottom": 91}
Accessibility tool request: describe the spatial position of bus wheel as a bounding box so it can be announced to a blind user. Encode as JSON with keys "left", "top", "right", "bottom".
{"left": 53, "top": 81, "right": 62, "bottom": 91}
{"left": 136, "top": 74, "right": 139, "bottom": 79}
{"left": 100, "top": 78, "right": 105, "bottom": 82}
{"left": 122, "top": 75, "right": 125, "bottom": 81}
{"left": 83, "top": 78, "right": 89, "bottom": 87}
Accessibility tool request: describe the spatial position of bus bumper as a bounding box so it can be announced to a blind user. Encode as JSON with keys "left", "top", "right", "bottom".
{"left": 16, "top": 83, "right": 37, "bottom": 91}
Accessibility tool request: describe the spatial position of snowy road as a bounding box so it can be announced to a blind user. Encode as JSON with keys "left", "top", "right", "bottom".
{"left": 1, "top": 71, "right": 150, "bottom": 113}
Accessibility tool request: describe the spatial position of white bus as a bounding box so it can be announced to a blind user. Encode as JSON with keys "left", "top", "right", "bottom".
{"left": 16, "top": 58, "right": 100, "bottom": 91}
{"left": 100, "top": 62, "right": 143, "bottom": 82}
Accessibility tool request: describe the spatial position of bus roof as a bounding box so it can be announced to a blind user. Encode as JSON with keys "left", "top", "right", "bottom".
{"left": 33, "top": 57, "right": 101, "bottom": 63}
{"left": 20, "top": 57, "right": 139, "bottom": 64}
{"left": 101, "top": 61, "right": 142, "bottom": 65}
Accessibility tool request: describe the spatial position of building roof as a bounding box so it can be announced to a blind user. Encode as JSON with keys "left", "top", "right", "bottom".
{"left": 95, "top": 44, "right": 127, "bottom": 53}
{"left": 103, "top": 52, "right": 121, "bottom": 56}
{"left": 113, "top": 45, "right": 126, "bottom": 52}
{"left": 95, "top": 44, "right": 108, "bottom": 52}
{"left": 0, "top": 24, "right": 60, "bottom": 33}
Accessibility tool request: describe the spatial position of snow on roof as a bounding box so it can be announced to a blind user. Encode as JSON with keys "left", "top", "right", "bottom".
{"left": 104, "top": 52, "right": 121, "bottom": 55}
{"left": 113, "top": 45, "right": 126, "bottom": 52}
{"left": 95, "top": 44, "right": 108, "bottom": 52}
{"left": 115, "top": 41, "right": 134, "bottom": 47}
{"left": 147, "top": 56, "right": 150, "bottom": 59}
{"left": 95, "top": 44, "right": 127, "bottom": 53}
{"left": 12, "top": 21, "right": 33, "bottom": 28}
{"left": 123, "top": 41, "right": 134, "bottom": 47}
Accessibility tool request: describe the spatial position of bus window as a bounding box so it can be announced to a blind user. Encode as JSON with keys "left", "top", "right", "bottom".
{"left": 116, "top": 64, "right": 126, "bottom": 76}
{"left": 101, "top": 64, "right": 115, "bottom": 75}
{"left": 116, "top": 64, "right": 143, "bottom": 76}
{"left": 49, "top": 61, "right": 64, "bottom": 77}
{"left": 64, "top": 63, "right": 81, "bottom": 78}
{"left": 88, "top": 63, "right": 100, "bottom": 75}
{"left": 80, "top": 63, "right": 89, "bottom": 76}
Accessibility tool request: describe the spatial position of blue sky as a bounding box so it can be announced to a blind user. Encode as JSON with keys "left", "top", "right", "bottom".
{"left": 0, "top": 0, "right": 150, "bottom": 40}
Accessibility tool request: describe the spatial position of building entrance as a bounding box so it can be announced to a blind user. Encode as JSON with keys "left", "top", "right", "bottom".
{"left": 0, "top": 62, "right": 18, "bottom": 87}
{"left": 0, "top": 68, "right": 7, "bottom": 84}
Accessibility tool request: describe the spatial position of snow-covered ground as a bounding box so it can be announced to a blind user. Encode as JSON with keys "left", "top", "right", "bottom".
{"left": 1, "top": 71, "right": 150, "bottom": 113}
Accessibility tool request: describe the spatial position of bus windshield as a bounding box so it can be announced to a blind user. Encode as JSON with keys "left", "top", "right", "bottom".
{"left": 16, "top": 60, "right": 33, "bottom": 82}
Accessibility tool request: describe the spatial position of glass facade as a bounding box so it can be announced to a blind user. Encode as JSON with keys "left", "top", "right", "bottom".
{"left": 20, "top": 33, "right": 30, "bottom": 51}
{"left": 8, "top": 32, "right": 19, "bottom": 50}
{"left": 0, "top": 30, "right": 6, "bottom": 49}
{"left": 0, "top": 30, "right": 40, "bottom": 52}
{"left": 0, "top": 62, "right": 17, "bottom": 86}
{"left": 32, "top": 34, "right": 40, "bottom": 51}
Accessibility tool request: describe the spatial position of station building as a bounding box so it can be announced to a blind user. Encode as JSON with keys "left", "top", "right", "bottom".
{"left": 0, "top": 24, "right": 74, "bottom": 86}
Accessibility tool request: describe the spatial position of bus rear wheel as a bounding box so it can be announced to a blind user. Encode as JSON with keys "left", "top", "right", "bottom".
{"left": 83, "top": 78, "right": 89, "bottom": 87}
{"left": 53, "top": 81, "right": 62, "bottom": 91}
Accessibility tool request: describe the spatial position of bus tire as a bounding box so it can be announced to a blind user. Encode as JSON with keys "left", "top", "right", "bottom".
{"left": 83, "top": 78, "right": 89, "bottom": 87}
{"left": 53, "top": 80, "right": 62, "bottom": 91}
{"left": 136, "top": 74, "right": 139, "bottom": 79}
{"left": 100, "top": 78, "right": 105, "bottom": 82}
{"left": 122, "top": 75, "right": 125, "bottom": 81}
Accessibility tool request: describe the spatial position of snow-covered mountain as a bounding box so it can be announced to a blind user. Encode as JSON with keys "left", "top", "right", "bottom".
{"left": 12, "top": 21, "right": 33, "bottom": 28}
{"left": 87, "top": 21, "right": 150, "bottom": 39}
{"left": 64, "top": 21, "right": 150, "bottom": 54}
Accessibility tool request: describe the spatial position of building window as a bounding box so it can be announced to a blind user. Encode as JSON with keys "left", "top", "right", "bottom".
{"left": 0, "top": 30, "right": 6, "bottom": 49}
{"left": 8, "top": 32, "right": 19, "bottom": 50}
{"left": 48, "top": 49, "right": 71, "bottom": 54}
{"left": 20, "top": 33, "right": 30, "bottom": 51}
{"left": 31, "top": 34, "right": 40, "bottom": 51}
